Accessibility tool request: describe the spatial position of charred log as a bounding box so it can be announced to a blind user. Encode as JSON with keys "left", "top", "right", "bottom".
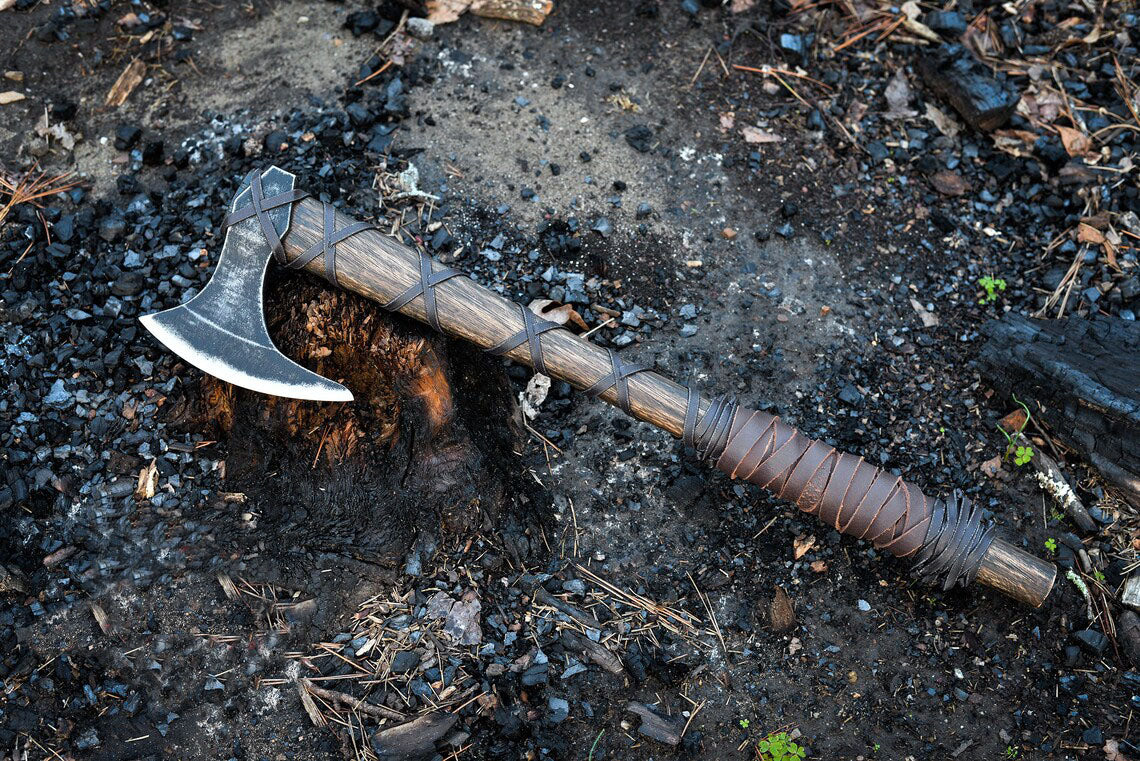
{"left": 977, "top": 314, "right": 1140, "bottom": 507}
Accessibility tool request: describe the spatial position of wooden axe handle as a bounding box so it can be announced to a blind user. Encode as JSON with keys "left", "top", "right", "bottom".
{"left": 279, "top": 197, "right": 1054, "bottom": 607}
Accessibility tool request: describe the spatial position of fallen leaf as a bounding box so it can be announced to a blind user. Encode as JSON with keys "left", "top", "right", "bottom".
{"left": 719, "top": 112, "right": 735, "bottom": 131}
{"left": 991, "top": 129, "right": 1038, "bottom": 158}
{"left": 1104, "top": 739, "right": 1129, "bottom": 761}
{"left": 924, "top": 103, "right": 960, "bottom": 138}
{"left": 981, "top": 455, "right": 1003, "bottom": 478}
{"left": 730, "top": 0, "right": 758, "bottom": 10}
{"left": 105, "top": 58, "right": 146, "bottom": 107}
{"left": 770, "top": 586, "right": 796, "bottom": 633}
{"left": 1077, "top": 222, "right": 1106, "bottom": 245}
{"left": 930, "top": 170, "right": 970, "bottom": 196}
{"left": 0, "top": 91, "right": 25, "bottom": 105}
{"left": 529, "top": 298, "right": 588, "bottom": 332}
{"left": 0, "top": 0, "right": 16, "bottom": 10}
{"left": 810, "top": 560, "right": 828, "bottom": 573}
{"left": 793, "top": 534, "right": 816, "bottom": 560}
{"left": 884, "top": 69, "right": 916, "bottom": 120}
{"left": 900, "top": 1, "right": 940, "bottom": 42}
{"left": 741, "top": 125, "right": 783, "bottom": 144}
{"left": 788, "top": 637, "right": 802, "bottom": 654}
{"left": 519, "top": 373, "right": 550, "bottom": 420}
{"left": 1056, "top": 125, "right": 1092, "bottom": 156}
{"left": 909, "top": 297, "right": 939, "bottom": 327}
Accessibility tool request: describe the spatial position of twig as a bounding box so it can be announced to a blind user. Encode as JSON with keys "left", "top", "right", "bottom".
{"left": 301, "top": 678, "right": 407, "bottom": 720}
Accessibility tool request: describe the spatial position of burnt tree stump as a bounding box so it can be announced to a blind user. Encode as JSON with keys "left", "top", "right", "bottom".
{"left": 978, "top": 314, "right": 1140, "bottom": 507}
{"left": 169, "top": 275, "right": 540, "bottom": 588}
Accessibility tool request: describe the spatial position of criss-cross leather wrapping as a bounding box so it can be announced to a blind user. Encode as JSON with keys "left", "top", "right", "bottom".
{"left": 712, "top": 407, "right": 994, "bottom": 588}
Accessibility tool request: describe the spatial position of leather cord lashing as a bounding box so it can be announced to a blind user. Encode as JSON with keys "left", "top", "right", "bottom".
{"left": 486, "top": 303, "right": 562, "bottom": 375}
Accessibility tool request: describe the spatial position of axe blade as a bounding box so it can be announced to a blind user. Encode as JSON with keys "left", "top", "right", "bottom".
{"left": 140, "top": 166, "right": 353, "bottom": 402}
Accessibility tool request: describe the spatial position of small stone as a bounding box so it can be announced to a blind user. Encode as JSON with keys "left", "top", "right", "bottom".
{"left": 204, "top": 676, "right": 224, "bottom": 691}
{"left": 1082, "top": 727, "right": 1103, "bottom": 745}
{"left": 866, "top": 141, "right": 889, "bottom": 164}
{"left": 74, "top": 728, "right": 100, "bottom": 751}
{"left": 624, "top": 125, "right": 653, "bottom": 153}
{"left": 838, "top": 384, "right": 864, "bottom": 407}
{"left": 406, "top": 17, "right": 434, "bottom": 39}
{"left": 679, "top": 304, "right": 697, "bottom": 319}
{"left": 264, "top": 130, "right": 288, "bottom": 153}
{"left": 680, "top": 0, "right": 700, "bottom": 16}
{"left": 548, "top": 697, "right": 569, "bottom": 723}
{"left": 99, "top": 215, "right": 126, "bottom": 243}
{"left": 857, "top": 599, "right": 871, "bottom": 612}
{"left": 635, "top": 202, "right": 653, "bottom": 219}
{"left": 1073, "top": 629, "right": 1108, "bottom": 655}
{"left": 775, "top": 222, "right": 795, "bottom": 238}
{"left": 44, "top": 379, "right": 71, "bottom": 409}
{"left": 722, "top": 227, "right": 737, "bottom": 240}
{"left": 680, "top": 324, "right": 698, "bottom": 337}
{"left": 592, "top": 218, "right": 612, "bottom": 237}
{"left": 390, "top": 651, "right": 420, "bottom": 674}
{"left": 113, "top": 124, "right": 141, "bottom": 150}
{"left": 141, "top": 138, "right": 164, "bottom": 165}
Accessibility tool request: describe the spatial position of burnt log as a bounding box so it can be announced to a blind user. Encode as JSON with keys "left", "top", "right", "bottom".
{"left": 978, "top": 314, "right": 1140, "bottom": 507}
{"left": 917, "top": 44, "right": 1020, "bottom": 131}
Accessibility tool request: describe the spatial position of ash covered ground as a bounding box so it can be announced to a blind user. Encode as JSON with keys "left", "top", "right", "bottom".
{"left": 1, "top": 1, "right": 1139, "bottom": 760}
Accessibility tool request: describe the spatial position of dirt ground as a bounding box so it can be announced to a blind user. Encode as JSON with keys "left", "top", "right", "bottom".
{"left": 2, "top": 1, "right": 1138, "bottom": 760}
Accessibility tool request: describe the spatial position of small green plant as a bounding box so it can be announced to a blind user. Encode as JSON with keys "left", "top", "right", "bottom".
{"left": 740, "top": 719, "right": 750, "bottom": 730}
{"left": 997, "top": 395, "right": 1035, "bottom": 467}
{"left": 978, "top": 275, "right": 1007, "bottom": 304}
{"left": 1005, "top": 745, "right": 1020, "bottom": 759}
{"left": 1013, "top": 444, "right": 1034, "bottom": 465}
{"left": 1045, "top": 537, "right": 1058, "bottom": 554}
{"left": 1094, "top": 569, "right": 1106, "bottom": 583}
{"left": 873, "top": 742, "right": 881, "bottom": 752}
{"left": 757, "top": 731, "right": 806, "bottom": 761}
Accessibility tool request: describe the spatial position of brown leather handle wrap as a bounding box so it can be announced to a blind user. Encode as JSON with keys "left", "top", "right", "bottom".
{"left": 715, "top": 407, "right": 995, "bottom": 590}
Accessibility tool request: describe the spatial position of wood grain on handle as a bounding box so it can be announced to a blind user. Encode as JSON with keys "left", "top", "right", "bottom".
{"left": 279, "top": 197, "right": 1055, "bottom": 607}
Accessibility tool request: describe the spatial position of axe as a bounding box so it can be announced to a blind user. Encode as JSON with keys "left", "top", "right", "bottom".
{"left": 141, "top": 167, "right": 1056, "bottom": 607}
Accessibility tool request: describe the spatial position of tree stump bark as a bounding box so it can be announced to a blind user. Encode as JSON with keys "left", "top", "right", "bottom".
{"left": 977, "top": 314, "right": 1140, "bottom": 507}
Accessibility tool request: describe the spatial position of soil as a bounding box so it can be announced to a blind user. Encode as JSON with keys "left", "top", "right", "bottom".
{"left": 1, "top": 1, "right": 1137, "bottom": 760}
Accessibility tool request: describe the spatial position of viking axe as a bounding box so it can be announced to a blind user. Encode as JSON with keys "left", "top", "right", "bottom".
{"left": 140, "top": 167, "right": 1056, "bottom": 607}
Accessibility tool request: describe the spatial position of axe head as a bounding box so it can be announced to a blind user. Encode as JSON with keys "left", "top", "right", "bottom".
{"left": 140, "top": 166, "right": 353, "bottom": 402}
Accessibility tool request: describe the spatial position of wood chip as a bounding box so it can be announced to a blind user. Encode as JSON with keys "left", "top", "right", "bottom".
{"left": 0, "top": 91, "right": 25, "bottom": 105}
{"left": 625, "top": 702, "right": 683, "bottom": 745}
{"left": 470, "top": 0, "right": 553, "bottom": 25}
{"left": 91, "top": 603, "right": 113, "bottom": 635}
{"left": 3, "top": 70, "right": 23, "bottom": 82}
{"left": 792, "top": 534, "right": 816, "bottom": 560}
{"left": 0, "top": 0, "right": 15, "bottom": 11}
{"left": 370, "top": 712, "right": 457, "bottom": 759}
{"left": 135, "top": 460, "right": 157, "bottom": 499}
{"left": 105, "top": 58, "right": 146, "bottom": 107}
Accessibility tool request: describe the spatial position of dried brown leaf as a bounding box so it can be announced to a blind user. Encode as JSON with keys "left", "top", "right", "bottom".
{"left": 529, "top": 298, "right": 588, "bottom": 331}
{"left": 741, "top": 125, "right": 783, "bottom": 144}
{"left": 730, "top": 0, "right": 758, "bottom": 10}
{"left": 793, "top": 534, "right": 816, "bottom": 560}
{"left": 1077, "top": 222, "right": 1106, "bottom": 245}
{"left": 770, "top": 586, "right": 796, "bottom": 633}
{"left": 810, "top": 560, "right": 828, "bottom": 573}
{"left": 135, "top": 459, "right": 157, "bottom": 500}
{"left": 930, "top": 170, "right": 970, "bottom": 196}
{"left": 1056, "top": 125, "right": 1092, "bottom": 157}
{"left": 884, "top": 69, "right": 916, "bottom": 120}
{"left": 924, "top": 103, "right": 960, "bottom": 139}
{"left": 0, "top": 91, "right": 25, "bottom": 105}
{"left": 0, "top": 0, "right": 16, "bottom": 11}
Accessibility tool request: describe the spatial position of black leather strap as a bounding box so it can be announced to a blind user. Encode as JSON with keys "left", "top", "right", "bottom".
{"left": 487, "top": 304, "right": 562, "bottom": 375}
{"left": 585, "top": 349, "right": 650, "bottom": 415}
{"left": 382, "top": 249, "right": 463, "bottom": 333}
{"left": 221, "top": 169, "right": 308, "bottom": 262}
{"left": 281, "top": 203, "right": 377, "bottom": 288}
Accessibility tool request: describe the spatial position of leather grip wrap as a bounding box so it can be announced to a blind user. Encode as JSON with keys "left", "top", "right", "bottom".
{"left": 715, "top": 407, "right": 995, "bottom": 589}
